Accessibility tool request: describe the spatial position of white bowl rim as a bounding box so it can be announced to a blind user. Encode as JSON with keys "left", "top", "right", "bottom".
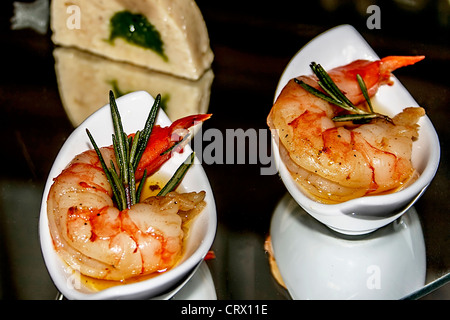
{"left": 272, "top": 24, "right": 440, "bottom": 217}
{"left": 39, "top": 91, "right": 217, "bottom": 299}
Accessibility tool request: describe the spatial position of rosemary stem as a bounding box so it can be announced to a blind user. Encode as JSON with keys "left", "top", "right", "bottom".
{"left": 296, "top": 61, "right": 392, "bottom": 124}
{"left": 158, "top": 152, "right": 195, "bottom": 197}
{"left": 109, "top": 91, "right": 129, "bottom": 185}
{"left": 133, "top": 94, "right": 161, "bottom": 171}
{"left": 356, "top": 74, "right": 374, "bottom": 113}
{"left": 136, "top": 169, "right": 147, "bottom": 202}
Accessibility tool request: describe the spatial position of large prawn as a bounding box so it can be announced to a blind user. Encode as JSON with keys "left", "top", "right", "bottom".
{"left": 47, "top": 114, "right": 209, "bottom": 281}
{"left": 268, "top": 56, "right": 425, "bottom": 204}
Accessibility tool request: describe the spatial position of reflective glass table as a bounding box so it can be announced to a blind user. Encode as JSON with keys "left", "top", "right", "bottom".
{"left": 0, "top": 0, "right": 448, "bottom": 299}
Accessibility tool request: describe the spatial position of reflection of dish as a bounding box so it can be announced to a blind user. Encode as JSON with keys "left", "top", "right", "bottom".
{"left": 55, "top": 261, "right": 217, "bottom": 300}
{"left": 40, "top": 91, "right": 217, "bottom": 300}
{"left": 172, "top": 261, "right": 217, "bottom": 300}
{"left": 270, "top": 193, "right": 426, "bottom": 299}
{"left": 54, "top": 47, "right": 213, "bottom": 126}
{"left": 271, "top": 24, "right": 440, "bottom": 235}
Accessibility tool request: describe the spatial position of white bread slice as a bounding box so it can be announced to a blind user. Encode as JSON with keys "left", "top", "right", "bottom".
{"left": 51, "top": 0, "right": 213, "bottom": 80}
{"left": 54, "top": 47, "right": 214, "bottom": 126}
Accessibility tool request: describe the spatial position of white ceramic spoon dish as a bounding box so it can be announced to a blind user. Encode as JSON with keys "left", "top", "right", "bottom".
{"left": 272, "top": 24, "right": 440, "bottom": 235}
{"left": 270, "top": 193, "right": 426, "bottom": 299}
{"left": 171, "top": 261, "right": 217, "bottom": 300}
{"left": 40, "top": 91, "right": 217, "bottom": 299}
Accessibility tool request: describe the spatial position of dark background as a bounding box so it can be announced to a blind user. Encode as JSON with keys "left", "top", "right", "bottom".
{"left": 0, "top": 0, "right": 448, "bottom": 299}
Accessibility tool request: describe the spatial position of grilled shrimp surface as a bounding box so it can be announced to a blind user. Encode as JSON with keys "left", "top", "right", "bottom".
{"left": 47, "top": 140, "right": 206, "bottom": 281}
{"left": 268, "top": 56, "right": 425, "bottom": 203}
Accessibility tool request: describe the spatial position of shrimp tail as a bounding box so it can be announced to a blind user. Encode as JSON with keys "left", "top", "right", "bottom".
{"left": 380, "top": 55, "right": 425, "bottom": 82}
{"left": 170, "top": 113, "right": 212, "bottom": 131}
{"left": 135, "top": 114, "right": 211, "bottom": 179}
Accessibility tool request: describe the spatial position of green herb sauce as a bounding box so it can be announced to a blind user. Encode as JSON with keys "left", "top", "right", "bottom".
{"left": 108, "top": 78, "right": 170, "bottom": 114}
{"left": 160, "top": 93, "right": 170, "bottom": 112}
{"left": 109, "top": 11, "right": 168, "bottom": 61}
{"left": 108, "top": 79, "right": 129, "bottom": 98}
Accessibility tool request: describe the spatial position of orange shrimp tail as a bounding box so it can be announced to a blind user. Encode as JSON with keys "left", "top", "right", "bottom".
{"left": 135, "top": 113, "right": 211, "bottom": 180}
{"left": 170, "top": 113, "right": 212, "bottom": 131}
{"left": 380, "top": 55, "right": 425, "bottom": 82}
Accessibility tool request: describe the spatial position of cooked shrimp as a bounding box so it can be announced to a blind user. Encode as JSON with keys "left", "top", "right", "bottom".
{"left": 47, "top": 115, "right": 207, "bottom": 281}
{"left": 268, "top": 56, "right": 425, "bottom": 203}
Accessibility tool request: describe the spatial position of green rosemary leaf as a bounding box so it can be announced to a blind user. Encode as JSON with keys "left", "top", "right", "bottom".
{"left": 123, "top": 131, "right": 130, "bottom": 165}
{"left": 376, "top": 113, "right": 393, "bottom": 123}
{"left": 332, "top": 112, "right": 392, "bottom": 123}
{"left": 109, "top": 159, "right": 126, "bottom": 210}
{"left": 295, "top": 79, "right": 343, "bottom": 107}
{"left": 86, "top": 129, "right": 121, "bottom": 206}
{"left": 129, "top": 165, "right": 136, "bottom": 206}
{"left": 133, "top": 94, "right": 162, "bottom": 170}
{"left": 356, "top": 74, "right": 374, "bottom": 113}
{"left": 111, "top": 134, "right": 124, "bottom": 185}
{"left": 160, "top": 132, "right": 191, "bottom": 156}
{"left": 109, "top": 165, "right": 126, "bottom": 210}
{"left": 317, "top": 81, "right": 343, "bottom": 105}
{"left": 332, "top": 113, "right": 379, "bottom": 122}
{"left": 109, "top": 91, "right": 129, "bottom": 186}
{"left": 136, "top": 169, "right": 147, "bottom": 203}
{"left": 312, "top": 63, "right": 363, "bottom": 113}
{"left": 158, "top": 152, "right": 195, "bottom": 197}
{"left": 311, "top": 63, "right": 344, "bottom": 103}
{"left": 129, "top": 130, "right": 140, "bottom": 168}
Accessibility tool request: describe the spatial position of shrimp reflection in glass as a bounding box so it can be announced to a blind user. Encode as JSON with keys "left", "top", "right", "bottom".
{"left": 268, "top": 56, "right": 426, "bottom": 204}
{"left": 47, "top": 91, "right": 210, "bottom": 283}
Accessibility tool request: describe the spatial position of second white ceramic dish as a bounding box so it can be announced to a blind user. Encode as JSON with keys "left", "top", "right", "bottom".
{"left": 272, "top": 24, "right": 440, "bottom": 235}
{"left": 270, "top": 193, "right": 426, "bottom": 299}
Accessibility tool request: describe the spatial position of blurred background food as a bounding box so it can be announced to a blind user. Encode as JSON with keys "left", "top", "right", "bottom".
{"left": 50, "top": 0, "right": 214, "bottom": 80}
{"left": 54, "top": 47, "right": 213, "bottom": 126}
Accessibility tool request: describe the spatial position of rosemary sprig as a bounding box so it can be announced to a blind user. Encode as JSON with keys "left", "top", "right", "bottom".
{"left": 295, "top": 62, "right": 392, "bottom": 124}
{"left": 86, "top": 91, "right": 161, "bottom": 210}
{"left": 158, "top": 152, "right": 196, "bottom": 197}
{"left": 356, "top": 74, "right": 373, "bottom": 113}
